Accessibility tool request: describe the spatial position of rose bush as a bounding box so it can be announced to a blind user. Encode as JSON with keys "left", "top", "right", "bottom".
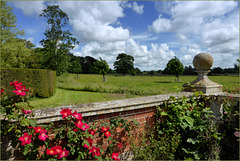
{"left": 1, "top": 81, "right": 139, "bottom": 160}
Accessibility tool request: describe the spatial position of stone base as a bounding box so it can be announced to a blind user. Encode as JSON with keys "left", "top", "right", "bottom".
{"left": 182, "top": 83, "right": 223, "bottom": 94}
{"left": 182, "top": 69, "right": 223, "bottom": 94}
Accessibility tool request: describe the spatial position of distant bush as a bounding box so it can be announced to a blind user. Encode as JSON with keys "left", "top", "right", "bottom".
{"left": 1, "top": 68, "right": 56, "bottom": 98}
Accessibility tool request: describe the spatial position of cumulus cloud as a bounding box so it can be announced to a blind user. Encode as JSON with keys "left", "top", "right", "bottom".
{"left": 148, "top": 15, "right": 171, "bottom": 33}
{"left": 56, "top": 1, "right": 129, "bottom": 43}
{"left": 154, "top": 1, "right": 176, "bottom": 15}
{"left": 179, "top": 44, "right": 202, "bottom": 66}
{"left": 149, "top": 1, "right": 239, "bottom": 68}
{"left": 13, "top": 1, "right": 45, "bottom": 16}
{"left": 121, "top": 1, "right": 144, "bottom": 15}
{"left": 71, "top": 38, "right": 175, "bottom": 70}
{"left": 150, "top": 1, "right": 238, "bottom": 35}
{"left": 132, "top": 2, "right": 144, "bottom": 15}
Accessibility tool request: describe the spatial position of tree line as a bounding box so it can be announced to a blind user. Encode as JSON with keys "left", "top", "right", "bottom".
{"left": 1, "top": 2, "right": 239, "bottom": 82}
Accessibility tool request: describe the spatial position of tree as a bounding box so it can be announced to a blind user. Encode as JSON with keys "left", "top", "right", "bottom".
{"left": 183, "top": 65, "right": 195, "bottom": 75}
{"left": 135, "top": 68, "right": 142, "bottom": 75}
{"left": 0, "top": 1, "right": 24, "bottom": 44}
{"left": 68, "top": 61, "right": 82, "bottom": 78}
{"left": 1, "top": 38, "right": 42, "bottom": 69}
{"left": 81, "top": 56, "right": 98, "bottom": 74}
{"left": 148, "top": 70, "right": 156, "bottom": 77}
{"left": 93, "top": 58, "right": 109, "bottom": 82}
{"left": 0, "top": 2, "right": 35, "bottom": 68}
{"left": 166, "top": 56, "right": 184, "bottom": 82}
{"left": 212, "top": 67, "right": 223, "bottom": 74}
{"left": 113, "top": 53, "right": 134, "bottom": 76}
{"left": 39, "top": 5, "right": 78, "bottom": 76}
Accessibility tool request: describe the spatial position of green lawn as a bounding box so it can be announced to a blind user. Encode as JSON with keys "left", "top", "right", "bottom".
{"left": 28, "top": 74, "right": 239, "bottom": 109}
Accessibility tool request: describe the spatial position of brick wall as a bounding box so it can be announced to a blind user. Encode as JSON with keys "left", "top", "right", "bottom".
{"left": 83, "top": 106, "right": 157, "bottom": 158}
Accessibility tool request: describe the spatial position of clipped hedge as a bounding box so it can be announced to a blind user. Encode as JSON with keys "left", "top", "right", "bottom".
{"left": 1, "top": 68, "right": 56, "bottom": 98}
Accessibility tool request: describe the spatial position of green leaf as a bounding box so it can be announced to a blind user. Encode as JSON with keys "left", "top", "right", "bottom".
{"left": 8, "top": 126, "right": 15, "bottom": 132}
{"left": 158, "top": 130, "right": 164, "bottom": 134}
{"left": 23, "top": 145, "right": 30, "bottom": 155}
{"left": 160, "top": 111, "right": 168, "bottom": 116}
{"left": 183, "top": 116, "right": 194, "bottom": 127}
{"left": 20, "top": 118, "right": 30, "bottom": 127}
{"left": 187, "top": 138, "right": 197, "bottom": 144}
{"left": 29, "top": 119, "right": 37, "bottom": 127}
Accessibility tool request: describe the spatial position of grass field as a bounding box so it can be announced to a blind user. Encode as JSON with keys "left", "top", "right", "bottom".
{"left": 28, "top": 74, "right": 239, "bottom": 109}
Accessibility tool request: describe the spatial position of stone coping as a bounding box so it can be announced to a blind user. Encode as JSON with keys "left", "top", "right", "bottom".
{"left": 1, "top": 92, "right": 238, "bottom": 124}
{"left": 28, "top": 92, "right": 194, "bottom": 124}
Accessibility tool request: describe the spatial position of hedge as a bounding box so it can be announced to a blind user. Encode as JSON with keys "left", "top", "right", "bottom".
{"left": 1, "top": 68, "right": 56, "bottom": 98}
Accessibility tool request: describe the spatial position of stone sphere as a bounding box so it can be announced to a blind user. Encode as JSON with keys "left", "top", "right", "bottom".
{"left": 193, "top": 53, "right": 213, "bottom": 70}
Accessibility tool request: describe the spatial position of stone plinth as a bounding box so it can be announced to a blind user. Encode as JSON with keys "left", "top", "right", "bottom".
{"left": 182, "top": 53, "right": 223, "bottom": 94}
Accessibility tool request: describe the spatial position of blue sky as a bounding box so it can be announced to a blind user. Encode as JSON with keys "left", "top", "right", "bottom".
{"left": 8, "top": 1, "right": 239, "bottom": 71}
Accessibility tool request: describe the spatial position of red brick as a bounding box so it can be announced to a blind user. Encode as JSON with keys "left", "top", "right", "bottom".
{"left": 146, "top": 111, "right": 155, "bottom": 116}
{"left": 135, "top": 108, "right": 146, "bottom": 113}
{"left": 135, "top": 112, "right": 148, "bottom": 118}
{"left": 98, "top": 114, "right": 106, "bottom": 120}
{"left": 139, "top": 117, "right": 145, "bottom": 123}
{"left": 126, "top": 110, "right": 134, "bottom": 115}
{"left": 106, "top": 113, "right": 112, "bottom": 119}
{"left": 120, "top": 111, "right": 127, "bottom": 116}
{"left": 89, "top": 116, "right": 98, "bottom": 122}
{"left": 112, "top": 112, "right": 120, "bottom": 117}
{"left": 140, "top": 122, "right": 146, "bottom": 127}
{"left": 123, "top": 115, "right": 135, "bottom": 120}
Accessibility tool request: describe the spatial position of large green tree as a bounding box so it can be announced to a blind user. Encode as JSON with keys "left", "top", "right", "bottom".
{"left": 166, "top": 56, "right": 184, "bottom": 82}
{"left": 81, "top": 56, "right": 98, "bottom": 74}
{"left": 113, "top": 53, "right": 134, "bottom": 75}
{"left": 39, "top": 5, "right": 78, "bottom": 76}
{"left": 0, "top": 2, "right": 41, "bottom": 69}
{"left": 1, "top": 38, "right": 42, "bottom": 68}
{"left": 93, "top": 58, "right": 109, "bottom": 82}
{"left": 0, "top": 1, "right": 24, "bottom": 44}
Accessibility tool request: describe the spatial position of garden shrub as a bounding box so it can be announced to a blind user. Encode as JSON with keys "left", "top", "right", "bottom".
{"left": 1, "top": 68, "right": 56, "bottom": 98}
{"left": 132, "top": 93, "right": 223, "bottom": 160}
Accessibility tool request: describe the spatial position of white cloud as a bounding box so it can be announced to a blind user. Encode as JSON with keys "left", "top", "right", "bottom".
{"left": 148, "top": 15, "right": 171, "bottom": 33}
{"left": 13, "top": 1, "right": 45, "bottom": 16}
{"left": 120, "top": 2, "right": 144, "bottom": 15}
{"left": 56, "top": 1, "right": 129, "bottom": 43}
{"left": 132, "top": 2, "right": 144, "bottom": 15}
{"left": 132, "top": 33, "right": 159, "bottom": 42}
{"left": 154, "top": 1, "right": 176, "bottom": 15}
{"left": 71, "top": 38, "right": 175, "bottom": 70}
{"left": 149, "top": 1, "right": 239, "bottom": 68}
{"left": 179, "top": 44, "right": 202, "bottom": 66}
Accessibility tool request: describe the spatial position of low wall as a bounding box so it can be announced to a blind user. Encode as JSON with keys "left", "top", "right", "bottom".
{"left": 1, "top": 92, "right": 239, "bottom": 160}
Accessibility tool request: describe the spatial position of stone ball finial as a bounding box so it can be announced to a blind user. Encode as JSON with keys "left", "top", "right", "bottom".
{"left": 193, "top": 53, "right": 213, "bottom": 70}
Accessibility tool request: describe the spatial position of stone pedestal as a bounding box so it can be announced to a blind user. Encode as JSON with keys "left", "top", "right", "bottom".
{"left": 182, "top": 70, "right": 222, "bottom": 93}
{"left": 182, "top": 53, "right": 223, "bottom": 94}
